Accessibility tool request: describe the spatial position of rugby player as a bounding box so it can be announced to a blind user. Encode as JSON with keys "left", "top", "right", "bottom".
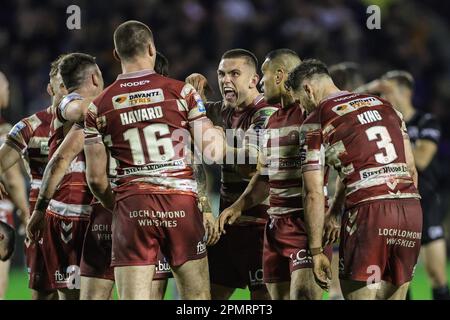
{"left": 0, "top": 71, "right": 32, "bottom": 299}
{"left": 27, "top": 53, "right": 104, "bottom": 300}
{"left": 83, "top": 20, "right": 224, "bottom": 300}
{"left": 220, "top": 49, "right": 334, "bottom": 300}
{"left": 289, "top": 59, "right": 421, "bottom": 300}
{"left": 186, "top": 49, "right": 279, "bottom": 300}
{"left": 0, "top": 57, "right": 66, "bottom": 300}
{"left": 371, "top": 71, "right": 449, "bottom": 300}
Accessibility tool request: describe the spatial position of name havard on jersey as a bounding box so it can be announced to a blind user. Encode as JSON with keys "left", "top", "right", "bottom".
{"left": 84, "top": 70, "right": 208, "bottom": 197}
{"left": 300, "top": 92, "right": 420, "bottom": 208}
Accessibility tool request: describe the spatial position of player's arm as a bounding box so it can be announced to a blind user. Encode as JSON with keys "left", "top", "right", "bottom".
{"left": 303, "top": 168, "right": 331, "bottom": 290}
{"left": 1, "top": 163, "right": 29, "bottom": 226}
{"left": 184, "top": 83, "right": 226, "bottom": 164}
{"left": 324, "top": 176, "right": 345, "bottom": 245}
{"left": 185, "top": 73, "right": 211, "bottom": 104}
{"left": 26, "top": 125, "right": 84, "bottom": 241}
{"left": 84, "top": 139, "right": 114, "bottom": 211}
{"left": 194, "top": 161, "right": 219, "bottom": 246}
{"left": 404, "top": 134, "right": 418, "bottom": 188}
{"left": 0, "top": 144, "right": 22, "bottom": 176}
{"left": 218, "top": 163, "right": 269, "bottom": 234}
{"left": 58, "top": 94, "right": 95, "bottom": 124}
{"left": 412, "top": 140, "right": 437, "bottom": 171}
{"left": 410, "top": 114, "right": 440, "bottom": 171}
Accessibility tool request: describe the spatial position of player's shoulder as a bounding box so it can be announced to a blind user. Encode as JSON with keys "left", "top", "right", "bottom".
{"left": 31, "top": 106, "right": 53, "bottom": 125}
{"left": 252, "top": 95, "right": 280, "bottom": 116}
{"left": 92, "top": 81, "right": 118, "bottom": 107}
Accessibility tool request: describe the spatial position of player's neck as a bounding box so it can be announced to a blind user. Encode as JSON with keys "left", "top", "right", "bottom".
{"left": 237, "top": 89, "right": 260, "bottom": 111}
{"left": 121, "top": 59, "right": 155, "bottom": 75}
{"left": 318, "top": 84, "right": 342, "bottom": 104}
{"left": 280, "top": 94, "right": 295, "bottom": 108}
{"left": 72, "top": 86, "right": 94, "bottom": 98}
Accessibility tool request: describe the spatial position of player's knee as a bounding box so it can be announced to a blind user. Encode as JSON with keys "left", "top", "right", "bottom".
{"left": 291, "top": 285, "right": 322, "bottom": 300}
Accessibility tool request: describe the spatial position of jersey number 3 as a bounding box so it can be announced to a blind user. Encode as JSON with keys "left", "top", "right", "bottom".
{"left": 365, "top": 126, "right": 398, "bottom": 164}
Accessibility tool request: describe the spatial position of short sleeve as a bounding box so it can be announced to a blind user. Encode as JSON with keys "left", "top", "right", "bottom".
{"left": 418, "top": 114, "right": 441, "bottom": 144}
{"left": 84, "top": 101, "right": 103, "bottom": 145}
{"left": 300, "top": 111, "right": 325, "bottom": 173}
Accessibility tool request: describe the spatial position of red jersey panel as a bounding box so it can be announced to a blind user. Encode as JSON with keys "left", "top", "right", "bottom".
{"left": 261, "top": 103, "right": 305, "bottom": 216}
{"left": 48, "top": 95, "right": 93, "bottom": 217}
{"left": 84, "top": 69, "right": 208, "bottom": 198}
{"left": 300, "top": 92, "right": 419, "bottom": 208}
{"left": 207, "top": 95, "right": 279, "bottom": 208}
{"left": 6, "top": 107, "right": 52, "bottom": 207}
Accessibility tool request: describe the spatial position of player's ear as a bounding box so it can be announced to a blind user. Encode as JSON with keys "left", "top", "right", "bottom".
{"left": 47, "top": 83, "right": 54, "bottom": 97}
{"left": 92, "top": 73, "right": 98, "bottom": 87}
{"left": 113, "top": 49, "right": 121, "bottom": 62}
{"left": 148, "top": 42, "right": 156, "bottom": 58}
{"left": 249, "top": 73, "right": 259, "bottom": 89}
{"left": 276, "top": 69, "right": 283, "bottom": 85}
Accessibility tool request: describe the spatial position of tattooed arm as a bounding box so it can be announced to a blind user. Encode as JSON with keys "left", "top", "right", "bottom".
{"left": 194, "top": 161, "right": 220, "bottom": 246}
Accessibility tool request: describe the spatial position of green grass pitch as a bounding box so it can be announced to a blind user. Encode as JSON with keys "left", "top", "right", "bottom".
{"left": 4, "top": 262, "right": 450, "bottom": 299}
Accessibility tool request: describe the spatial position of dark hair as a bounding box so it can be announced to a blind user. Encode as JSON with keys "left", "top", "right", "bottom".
{"left": 329, "top": 62, "right": 363, "bottom": 91}
{"left": 49, "top": 54, "right": 67, "bottom": 78}
{"left": 0, "top": 221, "right": 15, "bottom": 261}
{"left": 286, "top": 59, "right": 330, "bottom": 91}
{"left": 265, "top": 48, "right": 299, "bottom": 61}
{"left": 381, "top": 70, "right": 414, "bottom": 90}
{"left": 155, "top": 51, "right": 169, "bottom": 76}
{"left": 221, "top": 48, "right": 258, "bottom": 71}
{"left": 59, "top": 53, "right": 97, "bottom": 92}
{"left": 114, "top": 20, "right": 154, "bottom": 61}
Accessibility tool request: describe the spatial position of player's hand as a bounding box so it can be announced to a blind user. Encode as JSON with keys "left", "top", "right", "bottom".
{"left": 312, "top": 253, "right": 332, "bottom": 291}
{"left": 185, "top": 73, "right": 209, "bottom": 100}
{"left": 26, "top": 210, "right": 46, "bottom": 242}
{"left": 323, "top": 213, "right": 340, "bottom": 246}
{"left": 0, "top": 181, "right": 8, "bottom": 200}
{"left": 203, "top": 211, "right": 220, "bottom": 246}
{"left": 218, "top": 205, "right": 242, "bottom": 235}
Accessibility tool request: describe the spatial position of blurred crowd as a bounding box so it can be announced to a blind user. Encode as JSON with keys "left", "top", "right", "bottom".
{"left": 0, "top": 0, "right": 449, "bottom": 195}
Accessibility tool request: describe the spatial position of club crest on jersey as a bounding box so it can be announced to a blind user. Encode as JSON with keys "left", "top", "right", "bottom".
{"left": 112, "top": 89, "right": 164, "bottom": 109}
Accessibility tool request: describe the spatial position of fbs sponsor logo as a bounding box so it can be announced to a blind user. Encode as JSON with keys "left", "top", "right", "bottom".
{"left": 156, "top": 257, "right": 171, "bottom": 273}
{"left": 112, "top": 89, "right": 164, "bottom": 109}
{"left": 54, "top": 265, "right": 80, "bottom": 289}
{"left": 197, "top": 240, "right": 206, "bottom": 255}
{"left": 120, "top": 80, "right": 150, "bottom": 88}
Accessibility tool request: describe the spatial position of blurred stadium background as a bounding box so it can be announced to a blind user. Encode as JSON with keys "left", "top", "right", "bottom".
{"left": 1, "top": 0, "right": 449, "bottom": 299}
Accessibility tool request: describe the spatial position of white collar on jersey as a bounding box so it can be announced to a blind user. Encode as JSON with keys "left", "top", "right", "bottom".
{"left": 117, "top": 69, "right": 156, "bottom": 80}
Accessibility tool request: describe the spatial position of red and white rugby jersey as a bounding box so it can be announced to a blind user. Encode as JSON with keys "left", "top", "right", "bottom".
{"left": 207, "top": 95, "right": 279, "bottom": 209}
{"left": 300, "top": 91, "right": 419, "bottom": 209}
{"left": 47, "top": 95, "right": 94, "bottom": 218}
{"left": 260, "top": 103, "right": 305, "bottom": 216}
{"left": 0, "top": 117, "right": 14, "bottom": 215}
{"left": 84, "top": 69, "right": 209, "bottom": 198}
{"left": 5, "top": 107, "right": 52, "bottom": 208}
